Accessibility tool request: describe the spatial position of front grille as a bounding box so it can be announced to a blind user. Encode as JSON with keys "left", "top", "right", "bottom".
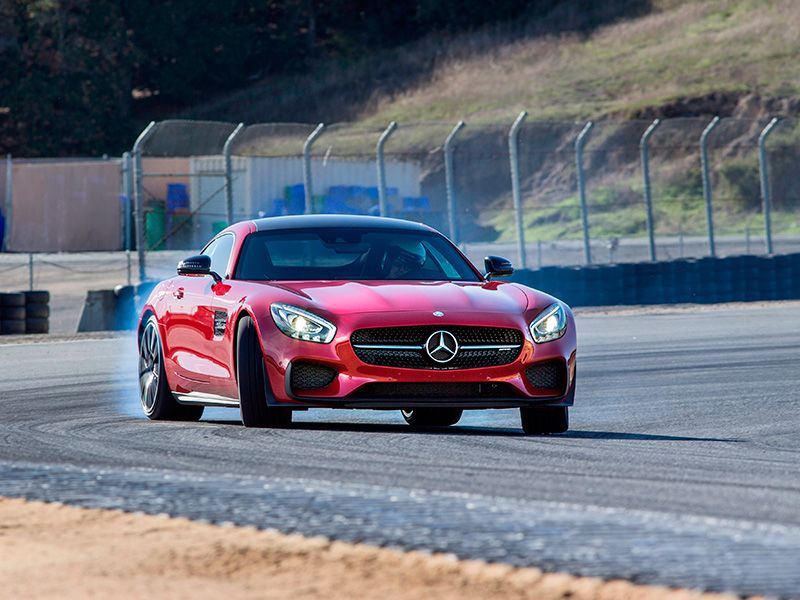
{"left": 525, "top": 361, "right": 566, "bottom": 393}
{"left": 351, "top": 382, "right": 520, "bottom": 399}
{"left": 291, "top": 362, "right": 337, "bottom": 390}
{"left": 351, "top": 326, "right": 523, "bottom": 370}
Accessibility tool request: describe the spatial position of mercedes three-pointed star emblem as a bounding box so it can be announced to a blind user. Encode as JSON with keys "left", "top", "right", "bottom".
{"left": 425, "top": 330, "right": 459, "bottom": 363}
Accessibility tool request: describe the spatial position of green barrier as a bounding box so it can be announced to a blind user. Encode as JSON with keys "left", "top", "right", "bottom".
{"left": 145, "top": 204, "right": 165, "bottom": 251}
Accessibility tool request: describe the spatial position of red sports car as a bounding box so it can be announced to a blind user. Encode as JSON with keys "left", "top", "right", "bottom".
{"left": 137, "top": 215, "right": 576, "bottom": 434}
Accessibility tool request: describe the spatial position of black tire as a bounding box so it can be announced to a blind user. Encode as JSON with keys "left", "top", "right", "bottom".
{"left": 401, "top": 408, "right": 463, "bottom": 428}
{"left": 139, "top": 316, "right": 203, "bottom": 421}
{"left": 520, "top": 406, "right": 568, "bottom": 435}
{"left": 0, "top": 306, "right": 25, "bottom": 320}
{"left": 237, "top": 316, "right": 292, "bottom": 428}
{"left": 25, "top": 318, "right": 49, "bottom": 334}
{"left": 24, "top": 290, "right": 50, "bottom": 305}
{"left": 24, "top": 304, "right": 49, "bottom": 318}
{"left": 0, "top": 292, "right": 25, "bottom": 308}
{"left": 0, "top": 319, "right": 26, "bottom": 335}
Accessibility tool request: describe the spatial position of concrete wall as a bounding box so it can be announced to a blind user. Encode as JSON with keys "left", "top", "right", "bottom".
{"left": 141, "top": 157, "right": 191, "bottom": 202}
{"left": 5, "top": 160, "right": 122, "bottom": 252}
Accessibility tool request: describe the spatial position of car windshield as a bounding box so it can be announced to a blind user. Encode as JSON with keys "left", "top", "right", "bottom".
{"left": 234, "top": 228, "right": 481, "bottom": 282}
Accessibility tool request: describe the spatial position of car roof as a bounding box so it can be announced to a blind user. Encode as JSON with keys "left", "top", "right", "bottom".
{"left": 250, "top": 214, "right": 436, "bottom": 233}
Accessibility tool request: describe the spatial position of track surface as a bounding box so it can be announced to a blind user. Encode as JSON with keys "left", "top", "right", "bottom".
{"left": 1, "top": 304, "right": 799, "bottom": 596}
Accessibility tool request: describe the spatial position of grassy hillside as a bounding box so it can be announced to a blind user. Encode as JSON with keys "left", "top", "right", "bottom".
{"left": 369, "top": 0, "right": 800, "bottom": 124}
{"left": 190, "top": 0, "right": 800, "bottom": 125}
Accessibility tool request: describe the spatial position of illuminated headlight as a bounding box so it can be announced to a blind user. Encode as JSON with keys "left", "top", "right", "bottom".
{"left": 270, "top": 303, "right": 336, "bottom": 343}
{"left": 529, "top": 303, "right": 567, "bottom": 343}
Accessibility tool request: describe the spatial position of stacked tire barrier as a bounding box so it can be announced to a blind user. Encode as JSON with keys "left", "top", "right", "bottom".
{"left": 511, "top": 253, "right": 800, "bottom": 307}
{"left": 0, "top": 291, "right": 50, "bottom": 335}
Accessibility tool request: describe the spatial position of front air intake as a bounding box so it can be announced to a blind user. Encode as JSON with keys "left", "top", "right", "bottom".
{"left": 525, "top": 361, "right": 566, "bottom": 394}
{"left": 291, "top": 362, "right": 337, "bottom": 391}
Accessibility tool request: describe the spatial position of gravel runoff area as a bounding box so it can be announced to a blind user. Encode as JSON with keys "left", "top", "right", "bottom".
{"left": 0, "top": 497, "right": 750, "bottom": 600}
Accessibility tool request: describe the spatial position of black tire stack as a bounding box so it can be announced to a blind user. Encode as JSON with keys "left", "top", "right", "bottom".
{"left": 0, "top": 290, "right": 50, "bottom": 335}
{"left": 24, "top": 291, "right": 50, "bottom": 334}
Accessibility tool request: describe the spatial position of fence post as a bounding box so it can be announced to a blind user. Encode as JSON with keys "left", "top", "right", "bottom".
{"left": 223, "top": 122, "right": 245, "bottom": 225}
{"left": 28, "top": 252, "right": 33, "bottom": 291}
{"left": 640, "top": 118, "right": 661, "bottom": 262}
{"left": 376, "top": 121, "right": 398, "bottom": 217}
{"left": 121, "top": 152, "right": 133, "bottom": 251}
{"left": 132, "top": 121, "right": 157, "bottom": 283}
{"left": 509, "top": 111, "right": 528, "bottom": 269}
{"left": 444, "top": 120, "right": 465, "bottom": 242}
{"left": 302, "top": 123, "right": 325, "bottom": 215}
{"left": 3, "top": 154, "right": 11, "bottom": 251}
{"left": 575, "top": 121, "right": 594, "bottom": 265}
{"left": 758, "top": 117, "right": 779, "bottom": 255}
{"left": 700, "top": 116, "right": 720, "bottom": 257}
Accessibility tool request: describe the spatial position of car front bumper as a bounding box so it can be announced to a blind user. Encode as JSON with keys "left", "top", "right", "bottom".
{"left": 257, "top": 309, "right": 577, "bottom": 410}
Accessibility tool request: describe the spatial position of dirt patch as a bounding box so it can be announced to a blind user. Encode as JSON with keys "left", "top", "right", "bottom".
{"left": 0, "top": 496, "right": 749, "bottom": 600}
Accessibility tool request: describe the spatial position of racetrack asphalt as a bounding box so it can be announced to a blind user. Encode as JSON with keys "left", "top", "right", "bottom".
{"left": 1, "top": 303, "right": 799, "bottom": 597}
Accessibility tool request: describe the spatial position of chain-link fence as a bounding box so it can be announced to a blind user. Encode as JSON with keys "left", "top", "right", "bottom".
{"left": 3, "top": 116, "right": 799, "bottom": 287}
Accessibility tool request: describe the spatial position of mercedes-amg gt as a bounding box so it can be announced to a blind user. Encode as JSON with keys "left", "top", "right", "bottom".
{"left": 137, "top": 215, "right": 577, "bottom": 434}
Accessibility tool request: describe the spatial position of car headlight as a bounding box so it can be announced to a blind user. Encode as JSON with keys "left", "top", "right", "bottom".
{"left": 270, "top": 303, "right": 336, "bottom": 343}
{"left": 529, "top": 303, "right": 567, "bottom": 343}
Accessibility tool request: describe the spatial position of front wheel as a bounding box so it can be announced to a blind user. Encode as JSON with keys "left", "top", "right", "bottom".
{"left": 520, "top": 406, "right": 568, "bottom": 434}
{"left": 139, "top": 317, "right": 203, "bottom": 421}
{"left": 237, "top": 316, "right": 292, "bottom": 428}
{"left": 401, "top": 408, "right": 463, "bottom": 428}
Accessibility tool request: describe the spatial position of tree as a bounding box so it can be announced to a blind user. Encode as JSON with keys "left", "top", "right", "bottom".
{"left": 0, "top": 0, "right": 133, "bottom": 156}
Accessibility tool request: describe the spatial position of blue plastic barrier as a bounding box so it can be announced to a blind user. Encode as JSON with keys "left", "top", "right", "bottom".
{"left": 166, "top": 183, "right": 189, "bottom": 211}
{"left": 511, "top": 253, "right": 800, "bottom": 308}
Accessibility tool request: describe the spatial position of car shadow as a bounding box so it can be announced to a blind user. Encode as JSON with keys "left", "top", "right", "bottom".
{"left": 202, "top": 420, "right": 743, "bottom": 442}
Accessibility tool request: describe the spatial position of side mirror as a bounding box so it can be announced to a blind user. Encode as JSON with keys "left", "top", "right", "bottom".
{"left": 177, "top": 255, "right": 221, "bottom": 283}
{"left": 484, "top": 255, "right": 514, "bottom": 280}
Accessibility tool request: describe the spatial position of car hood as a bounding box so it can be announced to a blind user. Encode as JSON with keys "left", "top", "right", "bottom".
{"left": 263, "top": 280, "right": 531, "bottom": 316}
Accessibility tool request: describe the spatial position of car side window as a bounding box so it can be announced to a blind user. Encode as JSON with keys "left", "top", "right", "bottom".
{"left": 203, "top": 234, "right": 234, "bottom": 277}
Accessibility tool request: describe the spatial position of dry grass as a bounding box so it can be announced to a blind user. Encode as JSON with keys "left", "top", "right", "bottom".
{"left": 188, "top": 0, "right": 800, "bottom": 126}
{"left": 364, "top": 0, "right": 800, "bottom": 125}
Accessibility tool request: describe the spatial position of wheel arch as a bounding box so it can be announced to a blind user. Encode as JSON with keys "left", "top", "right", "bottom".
{"left": 231, "top": 305, "right": 262, "bottom": 383}
{"left": 138, "top": 308, "right": 156, "bottom": 345}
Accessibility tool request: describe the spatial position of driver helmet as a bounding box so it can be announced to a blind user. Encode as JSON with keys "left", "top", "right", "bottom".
{"left": 386, "top": 240, "right": 426, "bottom": 271}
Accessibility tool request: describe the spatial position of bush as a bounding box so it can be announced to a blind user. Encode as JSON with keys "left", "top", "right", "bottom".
{"left": 718, "top": 157, "right": 761, "bottom": 211}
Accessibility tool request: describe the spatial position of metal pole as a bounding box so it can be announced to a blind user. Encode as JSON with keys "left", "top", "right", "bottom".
{"left": 700, "top": 116, "right": 720, "bottom": 257}
{"left": 509, "top": 111, "right": 528, "bottom": 269}
{"left": 132, "top": 121, "right": 157, "bottom": 283}
{"left": 302, "top": 123, "right": 324, "bottom": 215}
{"left": 3, "top": 154, "right": 12, "bottom": 251}
{"left": 758, "top": 117, "right": 780, "bottom": 255}
{"left": 28, "top": 252, "right": 33, "bottom": 290}
{"left": 376, "top": 121, "right": 398, "bottom": 217}
{"left": 575, "top": 121, "right": 594, "bottom": 264}
{"left": 126, "top": 249, "right": 132, "bottom": 287}
{"left": 640, "top": 119, "right": 661, "bottom": 262}
{"left": 444, "top": 120, "right": 465, "bottom": 242}
{"left": 223, "top": 122, "right": 245, "bottom": 225}
{"left": 121, "top": 152, "right": 133, "bottom": 251}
